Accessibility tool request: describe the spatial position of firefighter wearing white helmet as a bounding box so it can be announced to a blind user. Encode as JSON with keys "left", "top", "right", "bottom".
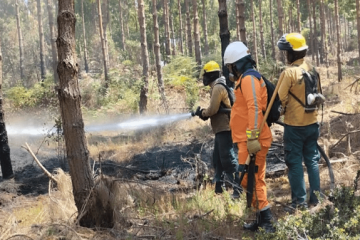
{"left": 224, "top": 41, "right": 275, "bottom": 233}
{"left": 276, "top": 33, "right": 322, "bottom": 213}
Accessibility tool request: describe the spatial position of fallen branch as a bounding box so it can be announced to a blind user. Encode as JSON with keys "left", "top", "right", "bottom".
{"left": 5, "top": 234, "right": 35, "bottom": 240}
{"left": 330, "top": 130, "right": 360, "bottom": 149}
{"left": 330, "top": 110, "right": 359, "bottom": 116}
{"left": 22, "top": 142, "right": 57, "bottom": 182}
{"left": 344, "top": 78, "right": 360, "bottom": 90}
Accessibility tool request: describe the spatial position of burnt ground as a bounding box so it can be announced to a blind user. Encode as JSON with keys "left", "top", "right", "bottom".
{"left": 0, "top": 133, "right": 286, "bottom": 203}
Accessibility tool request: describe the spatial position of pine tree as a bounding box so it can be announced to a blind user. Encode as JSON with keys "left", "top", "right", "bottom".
{"left": 37, "top": 0, "right": 46, "bottom": 80}
{"left": 178, "top": 0, "right": 184, "bottom": 54}
{"left": 15, "top": 0, "right": 25, "bottom": 81}
{"left": 80, "top": 0, "right": 89, "bottom": 73}
{"left": 192, "top": 0, "right": 202, "bottom": 66}
{"left": 97, "top": 0, "right": 109, "bottom": 86}
{"left": 334, "top": 0, "right": 342, "bottom": 81}
{"left": 201, "top": 0, "right": 209, "bottom": 55}
{"left": 46, "top": 0, "right": 59, "bottom": 81}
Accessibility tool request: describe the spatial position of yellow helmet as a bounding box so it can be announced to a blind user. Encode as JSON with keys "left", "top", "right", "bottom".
{"left": 277, "top": 33, "right": 308, "bottom": 51}
{"left": 203, "top": 61, "right": 220, "bottom": 74}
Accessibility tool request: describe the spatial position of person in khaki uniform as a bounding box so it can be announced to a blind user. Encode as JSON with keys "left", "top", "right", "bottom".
{"left": 193, "top": 61, "right": 240, "bottom": 198}
{"left": 277, "top": 33, "right": 322, "bottom": 210}
{"left": 223, "top": 41, "right": 275, "bottom": 233}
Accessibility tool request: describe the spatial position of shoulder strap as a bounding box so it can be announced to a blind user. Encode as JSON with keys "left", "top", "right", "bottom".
{"left": 289, "top": 91, "right": 306, "bottom": 107}
{"left": 215, "top": 82, "right": 233, "bottom": 106}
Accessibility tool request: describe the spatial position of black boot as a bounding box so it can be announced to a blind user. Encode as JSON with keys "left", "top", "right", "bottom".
{"left": 243, "top": 212, "right": 260, "bottom": 231}
{"left": 258, "top": 208, "right": 276, "bottom": 233}
{"left": 215, "top": 181, "right": 223, "bottom": 194}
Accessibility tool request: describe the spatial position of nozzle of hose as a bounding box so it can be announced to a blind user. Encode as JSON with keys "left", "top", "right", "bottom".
{"left": 191, "top": 106, "right": 201, "bottom": 117}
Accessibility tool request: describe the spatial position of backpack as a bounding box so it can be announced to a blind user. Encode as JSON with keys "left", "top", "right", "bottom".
{"left": 241, "top": 70, "right": 282, "bottom": 126}
{"left": 289, "top": 67, "right": 324, "bottom": 113}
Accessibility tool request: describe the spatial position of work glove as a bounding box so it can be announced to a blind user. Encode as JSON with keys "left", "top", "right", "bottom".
{"left": 193, "top": 106, "right": 209, "bottom": 121}
{"left": 199, "top": 109, "right": 209, "bottom": 121}
{"left": 246, "top": 129, "right": 261, "bottom": 154}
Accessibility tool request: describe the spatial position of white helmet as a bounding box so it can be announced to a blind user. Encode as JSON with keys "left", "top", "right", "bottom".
{"left": 224, "top": 41, "right": 250, "bottom": 65}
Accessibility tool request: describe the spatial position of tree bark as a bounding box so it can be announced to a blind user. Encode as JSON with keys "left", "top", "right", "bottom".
{"left": 164, "top": 0, "right": 171, "bottom": 57}
{"left": 102, "top": 0, "right": 110, "bottom": 65}
{"left": 119, "top": 0, "right": 126, "bottom": 50}
{"left": 236, "top": 0, "right": 240, "bottom": 40}
{"left": 218, "top": 0, "right": 231, "bottom": 88}
{"left": 238, "top": 0, "right": 246, "bottom": 44}
{"left": 80, "top": 0, "right": 89, "bottom": 72}
{"left": 258, "top": 0, "right": 266, "bottom": 59}
{"left": 357, "top": 0, "right": 360, "bottom": 60}
{"left": 276, "top": 0, "right": 284, "bottom": 63}
{"left": 178, "top": 0, "right": 183, "bottom": 54}
{"left": 307, "top": 0, "right": 314, "bottom": 61}
{"left": 97, "top": 0, "right": 109, "bottom": 86}
{"left": 37, "top": 0, "right": 46, "bottom": 80}
{"left": 152, "top": 0, "right": 168, "bottom": 113}
{"left": 138, "top": 0, "right": 149, "bottom": 113}
{"left": 46, "top": 0, "right": 59, "bottom": 82}
{"left": 320, "top": 0, "right": 329, "bottom": 78}
{"left": 185, "top": 0, "right": 192, "bottom": 56}
{"left": 192, "top": 0, "right": 202, "bottom": 66}
{"left": 57, "top": 0, "right": 110, "bottom": 227}
{"left": 334, "top": 0, "right": 342, "bottom": 81}
{"left": 250, "top": 0, "right": 258, "bottom": 66}
{"left": 312, "top": 0, "right": 319, "bottom": 66}
{"left": 270, "top": 0, "right": 275, "bottom": 60}
{"left": 169, "top": 2, "right": 176, "bottom": 56}
{"left": 15, "top": 0, "right": 25, "bottom": 81}
{"left": 0, "top": 35, "right": 14, "bottom": 180}
{"left": 319, "top": 0, "right": 325, "bottom": 65}
{"left": 201, "top": 0, "right": 209, "bottom": 55}
{"left": 296, "top": 0, "right": 301, "bottom": 32}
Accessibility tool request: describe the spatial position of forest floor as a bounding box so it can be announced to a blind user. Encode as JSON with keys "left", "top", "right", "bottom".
{"left": 1, "top": 56, "right": 360, "bottom": 239}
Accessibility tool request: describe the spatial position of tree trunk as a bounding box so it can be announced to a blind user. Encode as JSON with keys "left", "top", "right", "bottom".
{"left": 312, "top": 1, "right": 319, "bottom": 66}
{"left": 307, "top": 0, "right": 314, "bottom": 61}
{"left": 0, "top": 35, "right": 14, "bottom": 180}
{"left": 289, "top": 4, "right": 293, "bottom": 32}
{"left": 15, "top": 0, "right": 25, "bottom": 81}
{"left": 192, "top": 0, "right": 202, "bottom": 66}
{"left": 80, "top": 0, "right": 89, "bottom": 72}
{"left": 319, "top": 0, "right": 325, "bottom": 65}
{"left": 218, "top": 0, "right": 231, "bottom": 87}
{"left": 185, "top": 0, "right": 192, "bottom": 56}
{"left": 152, "top": 0, "right": 168, "bottom": 113}
{"left": 169, "top": 3, "right": 176, "bottom": 56}
{"left": 276, "top": 0, "right": 284, "bottom": 62}
{"left": 37, "top": 0, "right": 46, "bottom": 80}
{"left": 357, "top": 0, "right": 360, "bottom": 60}
{"left": 320, "top": 0, "right": 329, "bottom": 78}
{"left": 201, "top": 0, "right": 209, "bottom": 55}
{"left": 178, "top": 0, "right": 183, "bottom": 54}
{"left": 238, "top": 0, "right": 246, "bottom": 44}
{"left": 97, "top": 0, "right": 109, "bottom": 87}
{"left": 57, "top": 0, "right": 114, "bottom": 227}
{"left": 119, "top": 0, "right": 126, "bottom": 50}
{"left": 46, "top": 0, "right": 59, "bottom": 82}
{"left": 270, "top": 0, "right": 275, "bottom": 60}
{"left": 334, "top": 0, "right": 342, "bottom": 81}
{"left": 164, "top": 0, "right": 171, "bottom": 57}
{"left": 138, "top": 0, "right": 149, "bottom": 113}
{"left": 258, "top": 0, "right": 266, "bottom": 59}
{"left": 296, "top": 0, "right": 301, "bottom": 32}
{"left": 236, "top": 0, "right": 240, "bottom": 40}
{"left": 250, "top": 0, "right": 258, "bottom": 67}
{"left": 102, "top": 0, "right": 110, "bottom": 65}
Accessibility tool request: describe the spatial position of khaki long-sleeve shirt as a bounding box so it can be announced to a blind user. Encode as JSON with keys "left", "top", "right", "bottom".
{"left": 277, "top": 58, "right": 319, "bottom": 126}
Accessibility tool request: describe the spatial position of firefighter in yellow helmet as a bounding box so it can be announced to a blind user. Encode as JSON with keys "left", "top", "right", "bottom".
{"left": 193, "top": 61, "right": 240, "bottom": 199}
{"left": 277, "top": 33, "right": 324, "bottom": 212}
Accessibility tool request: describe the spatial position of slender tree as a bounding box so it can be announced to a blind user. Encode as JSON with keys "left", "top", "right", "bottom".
{"left": 178, "top": 0, "right": 183, "bottom": 54}
{"left": 307, "top": 0, "right": 314, "bottom": 61}
{"left": 138, "top": 0, "right": 149, "bottom": 113}
{"left": 357, "top": 0, "right": 360, "bottom": 60}
{"left": 186, "top": 0, "right": 193, "bottom": 56}
{"left": 102, "top": 0, "right": 110, "bottom": 65}
{"left": 320, "top": 0, "right": 329, "bottom": 77}
{"left": 15, "top": 0, "right": 25, "bottom": 81}
{"left": 312, "top": 0, "right": 319, "bottom": 66}
{"left": 164, "top": 0, "right": 171, "bottom": 57}
{"left": 276, "top": 0, "right": 284, "bottom": 62}
{"left": 57, "top": 0, "right": 114, "bottom": 227}
{"left": 37, "top": 0, "right": 46, "bottom": 80}
{"left": 46, "top": 0, "right": 59, "bottom": 82}
{"left": 192, "top": 0, "right": 202, "bottom": 66}
{"left": 0, "top": 35, "right": 14, "bottom": 180}
{"left": 80, "top": 0, "right": 89, "bottom": 72}
{"left": 334, "top": 0, "right": 342, "bottom": 81}
{"left": 169, "top": 2, "right": 176, "bottom": 56}
{"left": 259, "top": 0, "right": 266, "bottom": 59}
{"left": 201, "top": 0, "right": 209, "bottom": 55}
{"left": 319, "top": 0, "right": 325, "bottom": 65}
{"left": 250, "top": 0, "right": 258, "bottom": 66}
{"left": 236, "top": 0, "right": 240, "bottom": 40}
{"left": 118, "top": 0, "right": 126, "bottom": 50}
{"left": 296, "top": 0, "right": 301, "bottom": 32}
{"left": 238, "top": 0, "right": 247, "bottom": 44}
{"left": 97, "top": 0, "right": 109, "bottom": 86}
{"left": 270, "top": 0, "right": 275, "bottom": 60}
{"left": 218, "top": 0, "right": 231, "bottom": 87}
{"left": 152, "top": 0, "right": 168, "bottom": 112}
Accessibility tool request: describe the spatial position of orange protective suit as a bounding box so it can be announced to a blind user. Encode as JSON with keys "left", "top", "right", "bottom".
{"left": 230, "top": 74, "right": 272, "bottom": 211}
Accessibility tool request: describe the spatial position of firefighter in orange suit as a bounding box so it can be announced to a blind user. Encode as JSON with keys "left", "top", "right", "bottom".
{"left": 224, "top": 41, "right": 275, "bottom": 233}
